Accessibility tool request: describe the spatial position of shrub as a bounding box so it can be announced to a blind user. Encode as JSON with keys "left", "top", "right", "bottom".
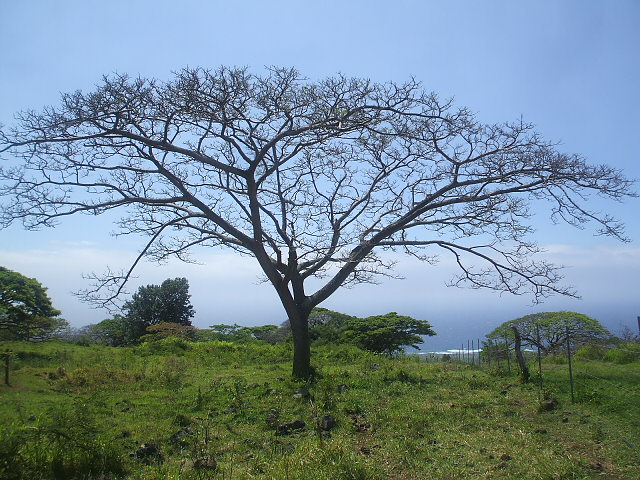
{"left": 604, "top": 343, "right": 640, "bottom": 364}
{"left": 0, "top": 406, "right": 127, "bottom": 480}
{"left": 135, "top": 336, "right": 191, "bottom": 356}
{"left": 575, "top": 344, "right": 607, "bottom": 361}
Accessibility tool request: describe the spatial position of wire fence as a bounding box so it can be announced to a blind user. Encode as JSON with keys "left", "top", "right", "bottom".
{"left": 419, "top": 330, "right": 640, "bottom": 451}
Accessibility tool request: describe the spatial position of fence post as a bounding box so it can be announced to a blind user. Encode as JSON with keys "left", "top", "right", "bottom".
{"left": 503, "top": 334, "right": 511, "bottom": 374}
{"left": 471, "top": 339, "right": 475, "bottom": 365}
{"left": 3, "top": 351, "right": 10, "bottom": 386}
{"left": 536, "top": 324, "right": 544, "bottom": 397}
{"left": 477, "top": 338, "right": 481, "bottom": 366}
{"left": 565, "top": 326, "right": 575, "bottom": 403}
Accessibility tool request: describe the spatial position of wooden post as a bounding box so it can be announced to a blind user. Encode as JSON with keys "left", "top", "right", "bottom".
{"left": 3, "top": 352, "right": 10, "bottom": 386}
{"left": 503, "top": 334, "right": 511, "bottom": 374}
{"left": 511, "top": 326, "right": 530, "bottom": 383}
{"left": 536, "top": 324, "right": 544, "bottom": 397}
{"left": 566, "top": 326, "right": 575, "bottom": 403}
{"left": 471, "top": 339, "right": 475, "bottom": 365}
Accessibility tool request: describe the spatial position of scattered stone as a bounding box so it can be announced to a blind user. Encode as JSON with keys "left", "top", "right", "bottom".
{"left": 336, "top": 384, "right": 348, "bottom": 394}
{"left": 276, "top": 419, "right": 306, "bottom": 436}
{"left": 562, "top": 417, "right": 569, "bottom": 423}
{"left": 319, "top": 414, "right": 336, "bottom": 431}
{"left": 360, "top": 446, "right": 372, "bottom": 455}
{"left": 427, "top": 439, "right": 438, "bottom": 445}
{"left": 538, "top": 397, "right": 559, "bottom": 412}
{"left": 193, "top": 456, "right": 217, "bottom": 471}
{"left": 132, "top": 443, "right": 163, "bottom": 464}
{"left": 534, "top": 428, "right": 548, "bottom": 434}
{"left": 500, "top": 454, "right": 512, "bottom": 461}
{"left": 351, "top": 416, "right": 371, "bottom": 433}
{"left": 120, "top": 430, "right": 132, "bottom": 438}
{"left": 370, "top": 363, "right": 381, "bottom": 370}
{"left": 27, "top": 415, "right": 36, "bottom": 422}
{"left": 589, "top": 462, "right": 604, "bottom": 472}
{"left": 292, "top": 387, "right": 312, "bottom": 400}
{"left": 121, "top": 407, "right": 130, "bottom": 412}
{"left": 265, "top": 408, "right": 280, "bottom": 427}
{"left": 169, "top": 427, "right": 192, "bottom": 446}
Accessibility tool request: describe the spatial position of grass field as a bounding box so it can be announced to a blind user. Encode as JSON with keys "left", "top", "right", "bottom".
{"left": 1, "top": 339, "right": 638, "bottom": 479}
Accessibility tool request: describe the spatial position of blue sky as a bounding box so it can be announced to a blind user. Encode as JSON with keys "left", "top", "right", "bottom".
{"left": 1, "top": 1, "right": 639, "bottom": 348}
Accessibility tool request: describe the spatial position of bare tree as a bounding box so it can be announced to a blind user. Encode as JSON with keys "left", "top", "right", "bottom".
{"left": 0, "top": 67, "right": 634, "bottom": 377}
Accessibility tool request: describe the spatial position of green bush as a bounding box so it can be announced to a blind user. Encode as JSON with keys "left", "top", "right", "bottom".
{"left": 135, "top": 336, "right": 191, "bottom": 356}
{"left": 604, "top": 343, "right": 640, "bottom": 364}
{"left": 0, "top": 407, "right": 127, "bottom": 480}
{"left": 575, "top": 344, "right": 607, "bottom": 361}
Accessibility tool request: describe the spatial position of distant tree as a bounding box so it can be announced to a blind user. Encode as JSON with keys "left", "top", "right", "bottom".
{"left": 122, "top": 278, "right": 194, "bottom": 341}
{"left": 140, "top": 322, "right": 197, "bottom": 342}
{"left": 86, "top": 315, "right": 136, "bottom": 346}
{"left": 1, "top": 67, "right": 634, "bottom": 377}
{"left": 203, "top": 323, "right": 284, "bottom": 343}
{"left": 486, "top": 312, "right": 611, "bottom": 354}
{"left": 0, "top": 266, "right": 67, "bottom": 341}
{"left": 341, "top": 312, "right": 435, "bottom": 356}
{"left": 307, "top": 308, "right": 357, "bottom": 345}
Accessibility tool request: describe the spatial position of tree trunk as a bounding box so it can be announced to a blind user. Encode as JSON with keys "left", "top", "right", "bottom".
{"left": 511, "top": 325, "right": 530, "bottom": 383}
{"left": 289, "top": 309, "right": 313, "bottom": 378}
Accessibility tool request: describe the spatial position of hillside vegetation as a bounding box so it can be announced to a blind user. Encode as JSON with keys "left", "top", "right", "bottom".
{"left": 1, "top": 339, "right": 638, "bottom": 479}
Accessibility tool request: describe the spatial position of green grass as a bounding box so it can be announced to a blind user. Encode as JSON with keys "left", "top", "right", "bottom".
{"left": 1, "top": 339, "right": 638, "bottom": 479}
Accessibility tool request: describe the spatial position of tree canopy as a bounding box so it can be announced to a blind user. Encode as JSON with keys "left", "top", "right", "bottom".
{"left": 0, "top": 67, "right": 634, "bottom": 376}
{"left": 0, "top": 266, "right": 67, "bottom": 341}
{"left": 122, "top": 278, "right": 194, "bottom": 341}
{"left": 341, "top": 312, "right": 435, "bottom": 355}
{"left": 486, "top": 311, "right": 611, "bottom": 354}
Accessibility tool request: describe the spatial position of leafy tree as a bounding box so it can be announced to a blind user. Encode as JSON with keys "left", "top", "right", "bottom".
{"left": 86, "top": 315, "right": 137, "bottom": 346}
{"left": 203, "top": 323, "right": 283, "bottom": 343}
{"left": 122, "top": 278, "right": 194, "bottom": 341}
{"left": 140, "top": 322, "right": 196, "bottom": 342}
{"left": 0, "top": 68, "right": 634, "bottom": 377}
{"left": 0, "top": 266, "right": 67, "bottom": 341}
{"left": 485, "top": 311, "right": 611, "bottom": 354}
{"left": 307, "top": 308, "right": 357, "bottom": 345}
{"left": 341, "top": 312, "right": 435, "bottom": 355}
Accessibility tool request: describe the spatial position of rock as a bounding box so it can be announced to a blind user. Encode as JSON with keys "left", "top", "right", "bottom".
{"left": 265, "top": 408, "right": 280, "bottom": 427}
{"left": 336, "top": 384, "right": 348, "bottom": 393}
{"left": 169, "top": 427, "right": 192, "bottom": 446}
{"left": 293, "top": 387, "right": 312, "bottom": 400}
{"left": 193, "top": 456, "right": 217, "bottom": 471}
{"left": 351, "top": 416, "right": 371, "bottom": 433}
{"left": 562, "top": 417, "right": 569, "bottom": 423}
{"left": 132, "top": 443, "right": 163, "bottom": 464}
{"left": 589, "top": 462, "right": 604, "bottom": 472}
{"left": 534, "top": 428, "right": 547, "bottom": 434}
{"left": 538, "top": 397, "right": 559, "bottom": 412}
{"left": 360, "top": 446, "right": 372, "bottom": 455}
{"left": 500, "top": 454, "right": 512, "bottom": 461}
{"left": 319, "top": 414, "right": 336, "bottom": 431}
{"left": 276, "top": 419, "right": 306, "bottom": 435}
